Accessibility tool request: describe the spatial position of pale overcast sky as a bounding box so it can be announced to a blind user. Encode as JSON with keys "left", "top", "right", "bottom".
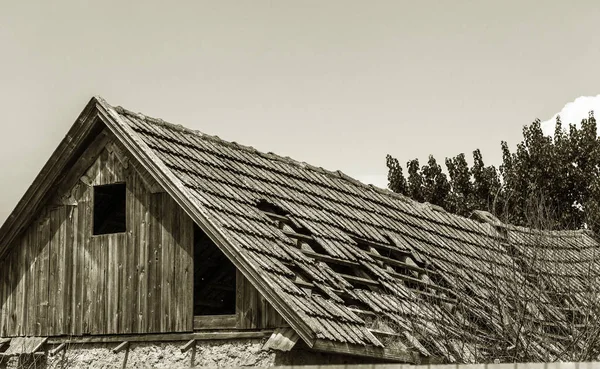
{"left": 1, "top": 1, "right": 599, "bottom": 224}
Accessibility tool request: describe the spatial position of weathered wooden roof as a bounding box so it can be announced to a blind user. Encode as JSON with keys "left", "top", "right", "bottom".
{"left": 3, "top": 96, "right": 600, "bottom": 363}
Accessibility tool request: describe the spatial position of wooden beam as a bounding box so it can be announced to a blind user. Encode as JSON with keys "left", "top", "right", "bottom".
{"left": 193, "top": 315, "right": 237, "bottom": 330}
{"left": 311, "top": 338, "right": 419, "bottom": 364}
{"left": 292, "top": 278, "right": 314, "bottom": 289}
{"left": 282, "top": 230, "right": 314, "bottom": 243}
{"left": 262, "top": 327, "right": 300, "bottom": 352}
{"left": 388, "top": 270, "right": 454, "bottom": 296}
{"left": 301, "top": 250, "right": 359, "bottom": 268}
{"left": 339, "top": 273, "right": 380, "bottom": 287}
{"left": 412, "top": 289, "right": 457, "bottom": 304}
{"left": 368, "top": 252, "right": 433, "bottom": 275}
{"left": 351, "top": 236, "right": 412, "bottom": 256}
{"left": 112, "top": 341, "right": 130, "bottom": 354}
{"left": 49, "top": 343, "right": 67, "bottom": 356}
{"left": 31, "top": 337, "right": 48, "bottom": 353}
{"left": 180, "top": 339, "right": 195, "bottom": 353}
{"left": 261, "top": 211, "right": 290, "bottom": 224}
{"left": 47, "top": 330, "right": 274, "bottom": 345}
{"left": 369, "top": 329, "right": 403, "bottom": 338}
{"left": 348, "top": 308, "right": 377, "bottom": 317}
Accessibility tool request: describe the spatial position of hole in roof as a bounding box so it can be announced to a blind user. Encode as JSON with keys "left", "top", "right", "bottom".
{"left": 382, "top": 234, "right": 396, "bottom": 246}
{"left": 325, "top": 262, "right": 356, "bottom": 276}
{"left": 256, "top": 199, "right": 288, "bottom": 216}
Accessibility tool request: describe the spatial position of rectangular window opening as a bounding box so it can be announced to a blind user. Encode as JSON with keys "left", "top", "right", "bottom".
{"left": 93, "top": 183, "right": 127, "bottom": 235}
{"left": 193, "top": 225, "right": 236, "bottom": 316}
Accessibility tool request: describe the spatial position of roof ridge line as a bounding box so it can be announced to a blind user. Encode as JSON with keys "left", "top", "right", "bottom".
{"left": 109, "top": 100, "right": 595, "bottom": 237}
{"left": 111, "top": 104, "right": 422, "bottom": 207}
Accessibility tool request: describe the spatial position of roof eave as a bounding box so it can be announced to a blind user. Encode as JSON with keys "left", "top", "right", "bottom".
{"left": 311, "top": 338, "right": 422, "bottom": 363}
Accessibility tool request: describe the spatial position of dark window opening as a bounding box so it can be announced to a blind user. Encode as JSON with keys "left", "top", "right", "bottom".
{"left": 194, "top": 225, "right": 236, "bottom": 315}
{"left": 93, "top": 183, "right": 127, "bottom": 235}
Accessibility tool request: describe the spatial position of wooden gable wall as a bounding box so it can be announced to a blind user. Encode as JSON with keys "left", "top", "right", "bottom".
{"left": 0, "top": 135, "right": 195, "bottom": 337}
{"left": 0, "top": 131, "right": 285, "bottom": 338}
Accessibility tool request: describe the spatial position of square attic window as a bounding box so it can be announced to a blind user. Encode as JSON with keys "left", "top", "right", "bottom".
{"left": 93, "top": 183, "right": 127, "bottom": 235}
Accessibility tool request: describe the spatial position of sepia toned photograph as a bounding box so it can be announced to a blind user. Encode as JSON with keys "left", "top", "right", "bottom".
{"left": 1, "top": 1, "right": 599, "bottom": 368}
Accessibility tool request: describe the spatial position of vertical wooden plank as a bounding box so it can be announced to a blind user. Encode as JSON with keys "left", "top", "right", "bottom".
{"left": 0, "top": 253, "right": 7, "bottom": 336}
{"left": 91, "top": 149, "right": 104, "bottom": 335}
{"left": 176, "top": 207, "right": 192, "bottom": 332}
{"left": 172, "top": 201, "right": 183, "bottom": 332}
{"left": 247, "top": 275, "right": 258, "bottom": 329}
{"left": 0, "top": 250, "right": 6, "bottom": 336}
{"left": 82, "top": 185, "right": 93, "bottom": 334}
{"left": 155, "top": 194, "right": 164, "bottom": 333}
{"left": 120, "top": 232, "right": 130, "bottom": 334}
{"left": 86, "top": 228, "right": 96, "bottom": 334}
{"left": 236, "top": 269, "right": 245, "bottom": 329}
{"left": 106, "top": 234, "right": 116, "bottom": 333}
{"left": 4, "top": 249, "right": 13, "bottom": 335}
{"left": 16, "top": 233, "right": 26, "bottom": 336}
{"left": 24, "top": 229, "right": 35, "bottom": 336}
{"left": 48, "top": 208, "right": 61, "bottom": 335}
{"left": 77, "top": 184, "right": 91, "bottom": 335}
{"left": 7, "top": 248, "right": 15, "bottom": 336}
{"left": 138, "top": 180, "right": 149, "bottom": 333}
{"left": 63, "top": 205, "right": 74, "bottom": 334}
{"left": 98, "top": 235, "right": 109, "bottom": 335}
{"left": 131, "top": 176, "right": 141, "bottom": 333}
{"left": 170, "top": 200, "right": 179, "bottom": 331}
{"left": 123, "top": 174, "right": 135, "bottom": 334}
{"left": 13, "top": 245, "right": 21, "bottom": 336}
{"left": 161, "top": 196, "right": 173, "bottom": 332}
{"left": 2, "top": 253, "right": 7, "bottom": 335}
{"left": 184, "top": 212, "right": 194, "bottom": 332}
{"left": 105, "top": 147, "right": 114, "bottom": 333}
{"left": 146, "top": 192, "right": 154, "bottom": 333}
{"left": 114, "top": 234, "right": 122, "bottom": 334}
{"left": 96, "top": 151, "right": 105, "bottom": 335}
{"left": 37, "top": 214, "right": 49, "bottom": 337}
{"left": 55, "top": 206, "right": 66, "bottom": 335}
{"left": 71, "top": 201, "right": 81, "bottom": 336}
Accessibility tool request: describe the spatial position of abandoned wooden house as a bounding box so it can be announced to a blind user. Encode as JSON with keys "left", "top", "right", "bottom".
{"left": 1, "top": 96, "right": 599, "bottom": 367}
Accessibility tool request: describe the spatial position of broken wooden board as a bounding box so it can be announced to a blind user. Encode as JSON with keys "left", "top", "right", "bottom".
{"left": 262, "top": 327, "right": 299, "bottom": 352}
{"left": 1, "top": 337, "right": 47, "bottom": 356}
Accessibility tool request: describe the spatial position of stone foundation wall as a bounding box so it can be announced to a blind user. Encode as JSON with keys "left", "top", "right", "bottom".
{"left": 0, "top": 338, "right": 372, "bottom": 369}
{"left": 0, "top": 339, "right": 273, "bottom": 369}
